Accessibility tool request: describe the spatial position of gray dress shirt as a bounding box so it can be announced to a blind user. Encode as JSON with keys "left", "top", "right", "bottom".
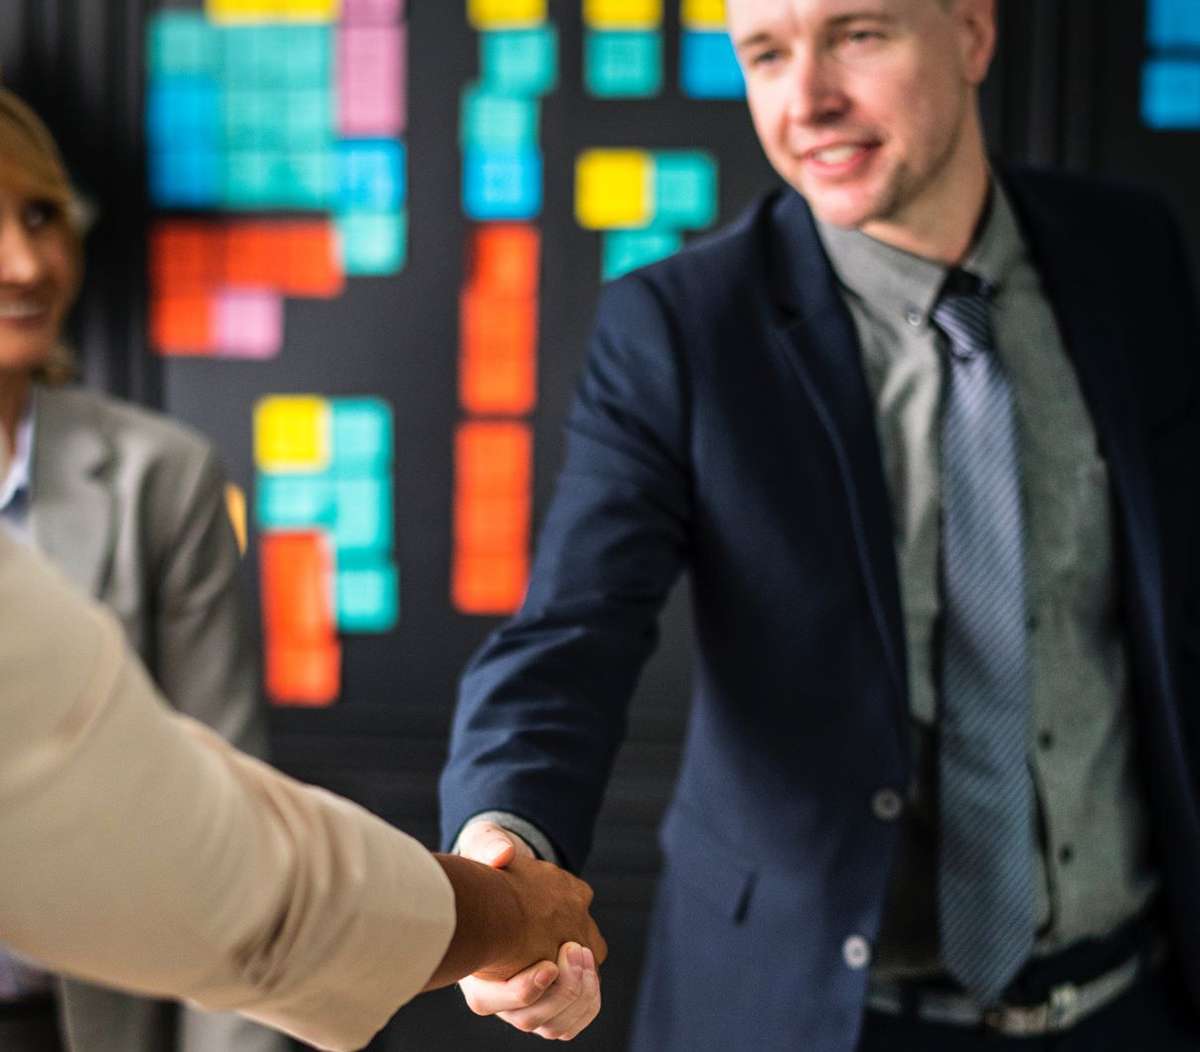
{"left": 816, "top": 184, "right": 1159, "bottom": 981}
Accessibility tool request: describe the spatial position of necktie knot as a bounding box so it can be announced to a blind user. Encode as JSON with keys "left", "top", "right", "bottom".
{"left": 933, "top": 270, "right": 995, "bottom": 361}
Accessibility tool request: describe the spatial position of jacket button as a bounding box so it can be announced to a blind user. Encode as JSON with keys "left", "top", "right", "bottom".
{"left": 843, "top": 935, "right": 871, "bottom": 970}
{"left": 871, "top": 788, "right": 904, "bottom": 822}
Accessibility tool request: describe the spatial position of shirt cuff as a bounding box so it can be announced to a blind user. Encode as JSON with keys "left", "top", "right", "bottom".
{"left": 455, "top": 811, "right": 561, "bottom": 867}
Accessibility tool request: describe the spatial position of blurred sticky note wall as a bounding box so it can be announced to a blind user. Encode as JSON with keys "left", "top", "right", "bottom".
{"left": 146, "top": 0, "right": 408, "bottom": 360}
{"left": 255, "top": 395, "right": 398, "bottom": 705}
{"left": 1144, "top": 0, "right": 1200, "bottom": 128}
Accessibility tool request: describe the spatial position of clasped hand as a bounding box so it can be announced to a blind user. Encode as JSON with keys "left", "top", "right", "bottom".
{"left": 459, "top": 821, "right": 605, "bottom": 1040}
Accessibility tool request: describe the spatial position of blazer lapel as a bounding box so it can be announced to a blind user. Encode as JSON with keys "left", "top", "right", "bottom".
{"left": 765, "top": 191, "right": 909, "bottom": 731}
{"left": 30, "top": 387, "right": 115, "bottom": 598}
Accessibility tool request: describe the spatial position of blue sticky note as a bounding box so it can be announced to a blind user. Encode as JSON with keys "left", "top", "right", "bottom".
{"left": 281, "top": 149, "right": 336, "bottom": 208}
{"left": 336, "top": 559, "right": 399, "bottom": 632}
{"left": 149, "top": 149, "right": 222, "bottom": 208}
{"left": 148, "top": 12, "right": 219, "bottom": 77}
{"left": 603, "top": 228, "right": 683, "bottom": 280}
{"left": 585, "top": 30, "right": 662, "bottom": 98}
{"left": 463, "top": 149, "right": 543, "bottom": 220}
{"left": 654, "top": 151, "right": 718, "bottom": 229}
{"left": 1148, "top": 0, "right": 1200, "bottom": 48}
{"left": 256, "top": 474, "right": 336, "bottom": 530}
{"left": 332, "top": 399, "right": 394, "bottom": 469}
{"left": 334, "top": 475, "right": 393, "bottom": 554}
{"left": 1143, "top": 59, "right": 1200, "bottom": 128}
{"left": 481, "top": 26, "right": 559, "bottom": 96}
{"left": 460, "top": 86, "right": 540, "bottom": 151}
{"left": 337, "top": 140, "right": 406, "bottom": 211}
{"left": 337, "top": 211, "right": 408, "bottom": 275}
{"left": 146, "top": 77, "right": 221, "bottom": 150}
{"left": 680, "top": 30, "right": 745, "bottom": 99}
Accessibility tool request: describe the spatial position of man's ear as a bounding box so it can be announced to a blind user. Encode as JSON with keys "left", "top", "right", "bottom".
{"left": 955, "top": 0, "right": 998, "bottom": 87}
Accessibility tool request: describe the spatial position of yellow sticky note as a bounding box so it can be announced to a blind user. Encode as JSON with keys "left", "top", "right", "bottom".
{"left": 575, "top": 150, "right": 654, "bottom": 230}
{"left": 206, "top": 0, "right": 340, "bottom": 23}
{"left": 681, "top": 0, "right": 726, "bottom": 29}
{"left": 467, "top": 0, "right": 548, "bottom": 29}
{"left": 255, "top": 396, "right": 332, "bottom": 472}
{"left": 583, "top": 0, "right": 663, "bottom": 29}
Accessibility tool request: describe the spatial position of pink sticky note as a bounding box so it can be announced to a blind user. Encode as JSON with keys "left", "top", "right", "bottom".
{"left": 214, "top": 287, "right": 284, "bottom": 360}
{"left": 340, "top": 0, "right": 404, "bottom": 21}
{"left": 338, "top": 24, "right": 406, "bottom": 136}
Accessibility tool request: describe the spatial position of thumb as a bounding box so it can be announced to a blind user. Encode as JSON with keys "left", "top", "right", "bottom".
{"left": 459, "top": 820, "right": 518, "bottom": 868}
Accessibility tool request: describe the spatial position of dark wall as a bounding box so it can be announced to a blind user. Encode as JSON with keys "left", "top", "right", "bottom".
{"left": 2, "top": 3, "right": 1196, "bottom": 1050}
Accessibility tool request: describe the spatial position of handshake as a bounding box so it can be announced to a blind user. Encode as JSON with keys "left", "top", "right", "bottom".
{"left": 431, "top": 820, "right": 607, "bottom": 1041}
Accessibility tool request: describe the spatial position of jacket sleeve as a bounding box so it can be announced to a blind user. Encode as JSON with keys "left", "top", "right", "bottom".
{"left": 0, "top": 533, "right": 455, "bottom": 1052}
{"left": 440, "top": 274, "right": 692, "bottom": 871}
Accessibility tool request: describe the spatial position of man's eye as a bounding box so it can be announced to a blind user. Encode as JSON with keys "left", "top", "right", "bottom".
{"left": 750, "top": 48, "right": 783, "bottom": 68}
{"left": 841, "top": 29, "right": 886, "bottom": 47}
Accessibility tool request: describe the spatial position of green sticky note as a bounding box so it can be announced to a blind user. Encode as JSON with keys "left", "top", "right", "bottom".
{"left": 223, "top": 88, "right": 288, "bottom": 150}
{"left": 334, "top": 475, "right": 393, "bottom": 554}
{"left": 149, "top": 12, "right": 219, "bottom": 77}
{"left": 337, "top": 211, "right": 407, "bottom": 275}
{"left": 585, "top": 30, "right": 662, "bottom": 98}
{"left": 480, "top": 26, "right": 559, "bottom": 96}
{"left": 332, "top": 399, "right": 393, "bottom": 470}
{"left": 285, "top": 89, "right": 334, "bottom": 149}
{"left": 603, "top": 228, "right": 683, "bottom": 280}
{"left": 459, "top": 84, "right": 540, "bottom": 151}
{"left": 256, "top": 474, "right": 336, "bottom": 530}
{"left": 653, "top": 151, "right": 718, "bottom": 229}
{"left": 336, "top": 559, "right": 399, "bottom": 632}
{"left": 281, "top": 148, "right": 336, "bottom": 208}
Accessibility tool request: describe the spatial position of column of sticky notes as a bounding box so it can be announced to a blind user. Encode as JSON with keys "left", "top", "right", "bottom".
{"left": 584, "top": 0, "right": 663, "bottom": 98}
{"left": 255, "top": 395, "right": 398, "bottom": 705}
{"left": 679, "top": 0, "right": 743, "bottom": 99}
{"left": 1144, "top": 0, "right": 1200, "bottom": 128}
{"left": 576, "top": 148, "right": 718, "bottom": 279}
{"left": 456, "top": 1, "right": 556, "bottom": 614}
{"left": 146, "top": 0, "right": 407, "bottom": 358}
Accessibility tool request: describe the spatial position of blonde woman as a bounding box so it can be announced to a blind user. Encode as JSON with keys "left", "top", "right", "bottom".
{"left": 0, "top": 89, "right": 286, "bottom": 1052}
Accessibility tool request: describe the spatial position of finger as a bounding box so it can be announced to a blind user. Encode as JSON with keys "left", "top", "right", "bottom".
{"left": 584, "top": 919, "right": 608, "bottom": 966}
{"left": 496, "top": 943, "right": 591, "bottom": 1036}
{"left": 457, "top": 820, "right": 518, "bottom": 868}
{"left": 538, "top": 957, "right": 601, "bottom": 1040}
{"left": 460, "top": 960, "right": 559, "bottom": 1016}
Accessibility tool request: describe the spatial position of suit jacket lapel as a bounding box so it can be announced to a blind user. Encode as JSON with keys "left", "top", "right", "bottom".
{"left": 765, "top": 191, "right": 910, "bottom": 733}
{"left": 30, "top": 386, "right": 115, "bottom": 598}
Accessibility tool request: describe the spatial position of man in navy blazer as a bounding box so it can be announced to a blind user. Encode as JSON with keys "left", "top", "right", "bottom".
{"left": 440, "top": 0, "right": 1200, "bottom": 1048}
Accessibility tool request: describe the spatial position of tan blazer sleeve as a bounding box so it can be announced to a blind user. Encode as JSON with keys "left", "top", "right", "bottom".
{"left": 0, "top": 532, "right": 455, "bottom": 1052}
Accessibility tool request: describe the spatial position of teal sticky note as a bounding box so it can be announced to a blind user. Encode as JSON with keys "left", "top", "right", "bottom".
{"left": 459, "top": 85, "right": 540, "bottom": 151}
{"left": 223, "top": 88, "right": 288, "bottom": 150}
{"left": 336, "top": 559, "right": 399, "bottom": 632}
{"left": 334, "top": 475, "right": 393, "bottom": 554}
{"left": 221, "top": 27, "right": 273, "bottom": 88}
{"left": 337, "top": 210, "right": 407, "bottom": 274}
{"left": 281, "top": 25, "right": 333, "bottom": 89}
{"left": 585, "top": 30, "right": 662, "bottom": 98}
{"left": 285, "top": 89, "right": 334, "bottom": 149}
{"left": 256, "top": 474, "right": 336, "bottom": 530}
{"left": 603, "top": 228, "right": 683, "bottom": 280}
{"left": 148, "top": 12, "right": 219, "bottom": 77}
{"left": 653, "top": 151, "right": 718, "bottom": 229}
{"left": 332, "top": 399, "right": 393, "bottom": 469}
{"left": 480, "top": 26, "right": 558, "bottom": 96}
{"left": 224, "top": 149, "right": 289, "bottom": 209}
{"left": 280, "top": 149, "right": 336, "bottom": 208}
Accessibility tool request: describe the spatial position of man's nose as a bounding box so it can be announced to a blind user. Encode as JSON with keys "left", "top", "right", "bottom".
{"left": 0, "top": 218, "right": 44, "bottom": 285}
{"left": 786, "top": 52, "right": 849, "bottom": 126}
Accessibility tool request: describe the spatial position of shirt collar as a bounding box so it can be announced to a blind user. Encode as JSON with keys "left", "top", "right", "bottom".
{"left": 813, "top": 179, "right": 1028, "bottom": 329}
{"left": 0, "top": 398, "right": 35, "bottom": 512}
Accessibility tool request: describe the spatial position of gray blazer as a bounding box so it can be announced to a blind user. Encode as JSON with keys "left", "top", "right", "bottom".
{"left": 29, "top": 385, "right": 289, "bottom": 1052}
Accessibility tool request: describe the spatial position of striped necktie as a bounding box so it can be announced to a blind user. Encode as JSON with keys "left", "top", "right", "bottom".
{"left": 934, "top": 269, "right": 1035, "bottom": 1004}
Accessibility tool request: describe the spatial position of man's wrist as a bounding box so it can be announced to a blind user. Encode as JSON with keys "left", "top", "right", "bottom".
{"left": 456, "top": 810, "right": 560, "bottom": 866}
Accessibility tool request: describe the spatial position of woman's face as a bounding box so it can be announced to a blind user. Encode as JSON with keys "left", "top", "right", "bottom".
{"left": 0, "top": 164, "right": 78, "bottom": 377}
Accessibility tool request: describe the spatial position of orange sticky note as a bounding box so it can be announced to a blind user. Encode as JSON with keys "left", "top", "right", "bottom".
{"left": 459, "top": 289, "right": 538, "bottom": 415}
{"left": 455, "top": 421, "right": 533, "bottom": 496}
{"left": 281, "top": 221, "right": 344, "bottom": 298}
{"left": 467, "top": 223, "right": 541, "bottom": 296}
{"left": 265, "top": 641, "right": 342, "bottom": 707}
{"left": 150, "top": 292, "right": 215, "bottom": 355}
{"left": 452, "top": 550, "right": 529, "bottom": 615}
{"left": 151, "top": 222, "right": 223, "bottom": 296}
{"left": 455, "top": 492, "right": 531, "bottom": 554}
{"left": 223, "top": 222, "right": 279, "bottom": 288}
{"left": 259, "top": 530, "right": 336, "bottom": 644}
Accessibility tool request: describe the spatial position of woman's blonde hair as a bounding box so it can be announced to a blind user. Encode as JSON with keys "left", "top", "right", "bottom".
{"left": 0, "top": 87, "right": 84, "bottom": 385}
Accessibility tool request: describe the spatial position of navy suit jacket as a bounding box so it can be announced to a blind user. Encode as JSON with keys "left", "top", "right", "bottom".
{"left": 440, "top": 169, "right": 1200, "bottom": 1052}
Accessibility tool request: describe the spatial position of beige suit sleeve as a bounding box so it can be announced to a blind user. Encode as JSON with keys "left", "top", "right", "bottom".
{"left": 0, "top": 534, "right": 455, "bottom": 1052}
